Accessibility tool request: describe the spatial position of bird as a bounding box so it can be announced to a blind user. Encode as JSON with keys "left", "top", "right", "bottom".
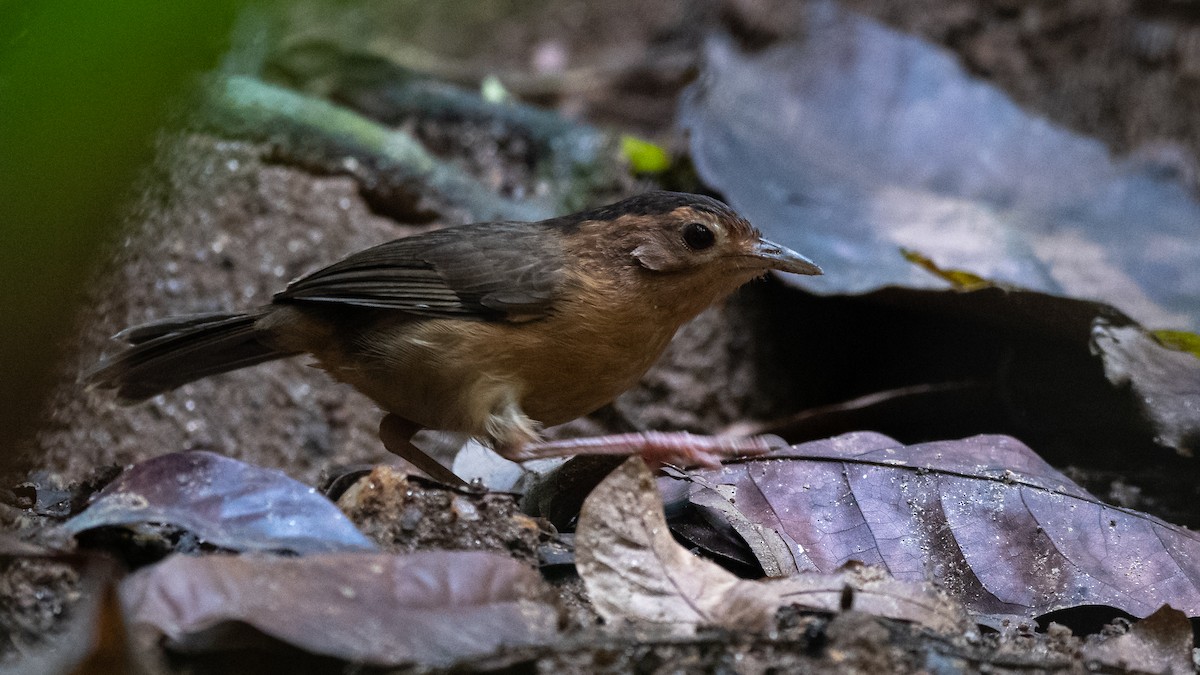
{"left": 88, "top": 191, "right": 821, "bottom": 483}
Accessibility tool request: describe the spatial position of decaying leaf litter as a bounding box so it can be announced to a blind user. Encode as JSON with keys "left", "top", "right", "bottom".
{"left": 6, "top": 1, "right": 1200, "bottom": 672}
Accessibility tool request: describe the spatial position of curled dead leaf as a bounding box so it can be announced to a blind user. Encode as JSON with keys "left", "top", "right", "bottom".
{"left": 576, "top": 457, "right": 967, "bottom": 636}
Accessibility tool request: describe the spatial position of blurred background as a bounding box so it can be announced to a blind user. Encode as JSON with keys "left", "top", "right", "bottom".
{"left": 0, "top": 2, "right": 237, "bottom": 475}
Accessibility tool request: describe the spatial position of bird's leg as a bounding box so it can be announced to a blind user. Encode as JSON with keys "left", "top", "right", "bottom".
{"left": 504, "top": 431, "right": 784, "bottom": 469}
{"left": 378, "top": 413, "right": 468, "bottom": 486}
{"left": 485, "top": 397, "right": 780, "bottom": 469}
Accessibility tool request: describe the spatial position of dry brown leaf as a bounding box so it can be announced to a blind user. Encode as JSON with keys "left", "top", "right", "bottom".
{"left": 1081, "top": 605, "right": 1195, "bottom": 674}
{"left": 576, "top": 457, "right": 967, "bottom": 635}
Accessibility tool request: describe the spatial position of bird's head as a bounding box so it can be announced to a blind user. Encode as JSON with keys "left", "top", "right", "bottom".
{"left": 562, "top": 191, "right": 820, "bottom": 303}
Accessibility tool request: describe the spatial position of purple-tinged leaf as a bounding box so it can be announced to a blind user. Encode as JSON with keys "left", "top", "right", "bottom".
{"left": 62, "top": 451, "right": 375, "bottom": 554}
{"left": 120, "top": 551, "right": 559, "bottom": 666}
{"left": 665, "top": 433, "right": 1200, "bottom": 621}
{"left": 578, "top": 458, "right": 967, "bottom": 635}
{"left": 681, "top": 6, "right": 1200, "bottom": 330}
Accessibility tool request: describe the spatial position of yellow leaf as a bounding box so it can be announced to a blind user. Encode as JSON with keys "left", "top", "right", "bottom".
{"left": 620, "top": 135, "right": 671, "bottom": 174}
{"left": 1152, "top": 330, "right": 1200, "bottom": 360}
{"left": 900, "top": 248, "right": 992, "bottom": 291}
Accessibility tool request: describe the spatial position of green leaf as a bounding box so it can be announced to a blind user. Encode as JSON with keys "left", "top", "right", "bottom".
{"left": 480, "top": 74, "right": 512, "bottom": 104}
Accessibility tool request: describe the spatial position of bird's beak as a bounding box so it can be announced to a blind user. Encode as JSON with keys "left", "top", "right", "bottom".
{"left": 751, "top": 237, "right": 823, "bottom": 276}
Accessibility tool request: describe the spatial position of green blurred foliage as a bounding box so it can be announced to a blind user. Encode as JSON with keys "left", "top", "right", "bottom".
{"left": 0, "top": 1, "right": 237, "bottom": 465}
{"left": 620, "top": 135, "right": 672, "bottom": 174}
{"left": 279, "top": 0, "right": 553, "bottom": 60}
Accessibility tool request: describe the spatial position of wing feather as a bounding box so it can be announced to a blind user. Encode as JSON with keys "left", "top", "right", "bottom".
{"left": 273, "top": 221, "right": 566, "bottom": 321}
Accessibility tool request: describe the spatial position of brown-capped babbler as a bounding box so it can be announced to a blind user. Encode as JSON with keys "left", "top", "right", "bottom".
{"left": 90, "top": 191, "right": 821, "bottom": 482}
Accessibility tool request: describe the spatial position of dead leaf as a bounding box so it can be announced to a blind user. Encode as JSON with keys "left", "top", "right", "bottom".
{"left": 671, "top": 469, "right": 799, "bottom": 578}
{"left": 1153, "top": 330, "right": 1200, "bottom": 360}
{"left": 577, "top": 457, "right": 760, "bottom": 633}
{"left": 1092, "top": 319, "right": 1200, "bottom": 456}
{"left": 678, "top": 3, "right": 1200, "bottom": 462}
{"left": 900, "top": 248, "right": 992, "bottom": 291}
{"left": 68, "top": 571, "right": 131, "bottom": 675}
{"left": 576, "top": 458, "right": 967, "bottom": 635}
{"left": 0, "top": 555, "right": 123, "bottom": 675}
{"left": 62, "top": 451, "right": 376, "bottom": 554}
{"left": 665, "top": 433, "right": 1200, "bottom": 621}
{"left": 120, "top": 550, "right": 560, "bottom": 667}
{"left": 682, "top": 8, "right": 1200, "bottom": 330}
{"left": 1082, "top": 605, "right": 1195, "bottom": 674}
{"left": 778, "top": 563, "right": 968, "bottom": 635}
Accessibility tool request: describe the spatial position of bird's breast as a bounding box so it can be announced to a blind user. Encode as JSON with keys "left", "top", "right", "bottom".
{"left": 346, "top": 291, "right": 682, "bottom": 433}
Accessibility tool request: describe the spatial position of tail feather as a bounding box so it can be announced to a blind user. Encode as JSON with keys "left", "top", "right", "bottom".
{"left": 115, "top": 311, "right": 250, "bottom": 345}
{"left": 88, "top": 311, "right": 293, "bottom": 401}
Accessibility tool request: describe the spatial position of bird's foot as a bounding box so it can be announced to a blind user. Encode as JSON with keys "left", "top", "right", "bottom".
{"left": 509, "top": 431, "right": 784, "bottom": 468}
{"left": 379, "top": 414, "right": 468, "bottom": 486}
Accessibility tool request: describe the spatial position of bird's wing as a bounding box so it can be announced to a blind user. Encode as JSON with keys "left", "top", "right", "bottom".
{"left": 273, "top": 222, "right": 567, "bottom": 321}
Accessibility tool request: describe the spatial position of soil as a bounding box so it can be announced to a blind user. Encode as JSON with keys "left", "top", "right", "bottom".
{"left": 4, "top": 0, "right": 1199, "bottom": 672}
{"left": 336, "top": 466, "right": 542, "bottom": 562}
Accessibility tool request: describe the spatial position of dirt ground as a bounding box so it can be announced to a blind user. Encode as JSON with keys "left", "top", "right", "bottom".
{"left": 5, "top": 0, "right": 1200, "bottom": 672}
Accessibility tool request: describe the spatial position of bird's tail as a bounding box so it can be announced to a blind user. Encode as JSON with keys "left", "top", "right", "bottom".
{"left": 87, "top": 310, "right": 293, "bottom": 402}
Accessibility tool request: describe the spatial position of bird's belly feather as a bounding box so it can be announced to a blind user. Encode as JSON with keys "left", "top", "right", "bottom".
{"left": 342, "top": 308, "right": 676, "bottom": 434}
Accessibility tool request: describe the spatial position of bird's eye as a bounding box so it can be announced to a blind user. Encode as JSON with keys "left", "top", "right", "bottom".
{"left": 682, "top": 222, "right": 716, "bottom": 251}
